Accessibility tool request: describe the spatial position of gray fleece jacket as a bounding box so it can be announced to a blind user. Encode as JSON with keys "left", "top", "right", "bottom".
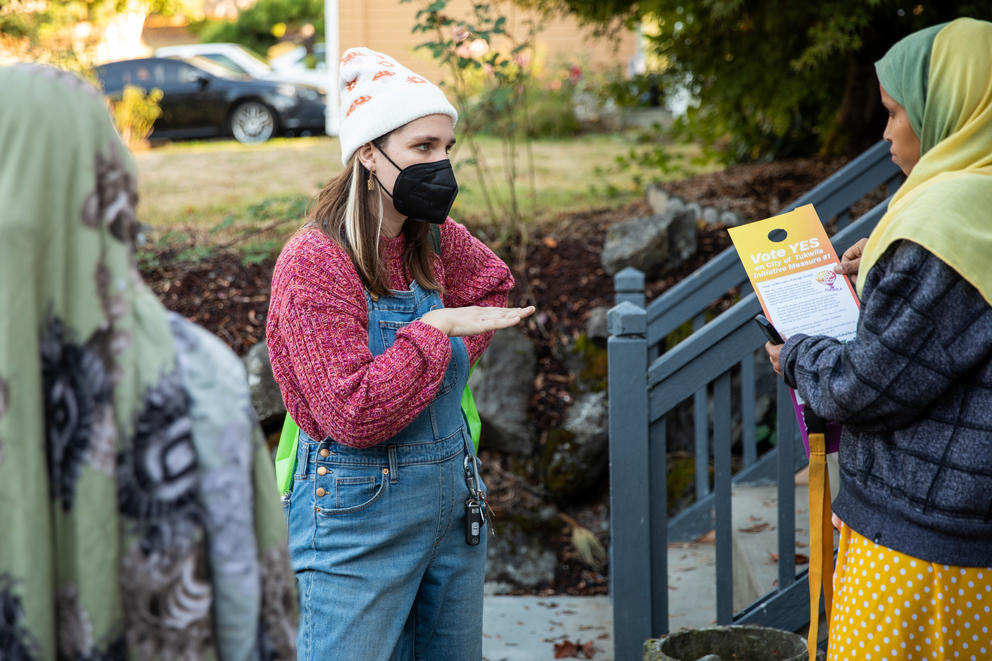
{"left": 781, "top": 240, "right": 992, "bottom": 567}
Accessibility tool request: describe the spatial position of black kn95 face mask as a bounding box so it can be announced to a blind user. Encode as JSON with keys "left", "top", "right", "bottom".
{"left": 372, "top": 143, "right": 459, "bottom": 224}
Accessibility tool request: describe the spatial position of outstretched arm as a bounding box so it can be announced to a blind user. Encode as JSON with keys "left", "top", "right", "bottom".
{"left": 437, "top": 219, "right": 516, "bottom": 362}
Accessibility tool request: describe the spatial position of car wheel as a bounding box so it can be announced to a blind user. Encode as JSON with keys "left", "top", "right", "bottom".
{"left": 229, "top": 101, "right": 275, "bottom": 144}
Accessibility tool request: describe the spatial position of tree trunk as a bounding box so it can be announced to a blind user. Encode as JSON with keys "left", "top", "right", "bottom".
{"left": 93, "top": 1, "right": 150, "bottom": 64}
{"left": 820, "top": 55, "right": 883, "bottom": 156}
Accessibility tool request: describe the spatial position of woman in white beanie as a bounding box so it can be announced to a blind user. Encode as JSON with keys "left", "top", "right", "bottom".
{"left": 266, "top": 48, "right": 534, "bottom": 660}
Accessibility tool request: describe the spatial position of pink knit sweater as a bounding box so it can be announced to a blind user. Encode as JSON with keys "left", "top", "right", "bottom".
{"left": 266, "top": 219, "right": 513, "bottom": 448}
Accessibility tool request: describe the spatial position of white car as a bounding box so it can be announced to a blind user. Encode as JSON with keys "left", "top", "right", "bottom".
{"left": 271, "top": 43, "right": 328, "bottom": 73}
{"left": 155, "top": 43, "right": 330, "bottom": 93}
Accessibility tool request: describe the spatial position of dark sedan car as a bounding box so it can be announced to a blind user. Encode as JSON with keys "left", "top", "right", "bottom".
{"left": 96, "top": 56, "right": 325, "bottom": 144}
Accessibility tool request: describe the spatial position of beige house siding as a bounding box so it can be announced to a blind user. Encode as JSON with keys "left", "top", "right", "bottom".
{"left": 338, "top": 0, "right": 637, "bottom": 82}
{"left": 141, "top": 2, "right": 637, "bottom": 81}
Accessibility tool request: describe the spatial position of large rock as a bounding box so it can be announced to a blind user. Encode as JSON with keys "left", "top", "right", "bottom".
{"left": 485, "top": 505, "right": 561, "bottom": 589}
{"left": 470, "top": 328, "right": 537, "bottom": 456}
{"left": 645, "top": 184, "right": 689, "bottom": 218}
{"left": 721, "top": 210, "right": 744, "bottom": 227}
{"left": 601, "top": 209, "right": 697, "bottom": 278}
{"left": 243, "top": 341, "right": 286, "bottom": 429}
{"left": 646, "top": 183, "right": 671, "bottom": 215}
{"left": 585, "top": 307, "right": 609, "bottom": 347}
{"left": 539, "top": 391, "right": 609, "bottom": 502}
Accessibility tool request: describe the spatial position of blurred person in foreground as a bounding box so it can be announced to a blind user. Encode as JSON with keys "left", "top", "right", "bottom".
{"left": 0, "top": 63, "right": 297, "bottom": 659}
{"left": 765, "top": 18, "right": 992, "bottom": 661}
{"left": 267, "top": 48, "right": 532, "bottom": 660}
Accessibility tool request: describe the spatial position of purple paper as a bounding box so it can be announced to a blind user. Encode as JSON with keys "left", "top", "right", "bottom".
{"left": 789, "top": 389, "right": 841, "bottom": 456}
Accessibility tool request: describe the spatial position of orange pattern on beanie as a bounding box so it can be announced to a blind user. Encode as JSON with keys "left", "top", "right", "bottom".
{"left": 346, "top": 95, "right": 371, "bottom": 117}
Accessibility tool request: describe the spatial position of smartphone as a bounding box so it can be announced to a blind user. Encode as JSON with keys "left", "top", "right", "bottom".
{"left": 753, "top": 314, "right": 784, "bottom": 345}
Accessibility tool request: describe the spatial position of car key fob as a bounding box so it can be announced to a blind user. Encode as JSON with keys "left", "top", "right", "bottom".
{"left": 465, "top": 498, "right": 484, "bottom": 546}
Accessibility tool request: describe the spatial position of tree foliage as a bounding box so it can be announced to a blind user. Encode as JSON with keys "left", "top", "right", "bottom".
{"left": 194, "top": 0, "right": 323, "bottom": 55}
{"left": 525, "top": 0, "right": 992, "bottom": 161}
{"left": 1, "top": 0, "right": 186, "bottom": 69}
{"left": 402, "top": 0, "right": 541, "bottom": 258}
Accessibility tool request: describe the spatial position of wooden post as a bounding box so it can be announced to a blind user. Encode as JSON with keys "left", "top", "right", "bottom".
{"left": 614, "top": 267, "right": 646, "bottom": 308}
{"left": 607, "top": 301, "right": 654, "bottom": 659}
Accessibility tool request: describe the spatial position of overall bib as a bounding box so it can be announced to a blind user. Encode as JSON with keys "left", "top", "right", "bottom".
{"left": 285, "top": 280, "right": 487, "bottom": 661}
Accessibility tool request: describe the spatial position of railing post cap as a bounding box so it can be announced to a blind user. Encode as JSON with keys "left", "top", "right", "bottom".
{"left": 614, "top": 267, "right": 645, "bottom": 289}
{"left": 608, "top": 301, "right": 647, "bottom": 336}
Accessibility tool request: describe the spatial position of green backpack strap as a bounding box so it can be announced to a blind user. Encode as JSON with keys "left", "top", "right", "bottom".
{"left": 431, "top": 224, "right": 481, "bottom": 453}
{"left": 462, "top": 364, "right": 481, "bottom": 453}
{"left": 274, "top": 413, "right": 300, "bottom": 495}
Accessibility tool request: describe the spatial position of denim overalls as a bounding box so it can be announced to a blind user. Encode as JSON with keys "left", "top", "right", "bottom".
{"left": 285, "top": 280, "right": 486, "bottom": 661}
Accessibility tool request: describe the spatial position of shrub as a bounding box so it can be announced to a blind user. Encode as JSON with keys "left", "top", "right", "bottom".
{"left": 471, "top": 66, "right": 584, "bottom": 139}
{"left": 599, "top": 71, "right": 665, "bottom": 109}
{"left": 111, "top": 85, "right": 163, "bottom": 150}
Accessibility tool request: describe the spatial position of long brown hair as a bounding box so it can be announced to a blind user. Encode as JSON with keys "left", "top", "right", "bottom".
{"left": 307, "top": 135, "right": 442, "bottom": 299}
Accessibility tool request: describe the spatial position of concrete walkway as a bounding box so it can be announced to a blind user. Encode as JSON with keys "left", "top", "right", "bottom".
{"left": 481, "top": 478, "right": 819, "bottom": 659}
{"left": 483, "top": 586, "right": 613, "bottom": 661}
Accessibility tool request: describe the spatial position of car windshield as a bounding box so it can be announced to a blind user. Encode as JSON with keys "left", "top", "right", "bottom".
{"left": 237, "top": 46, "right": 273, "bottom": 71}
{"left": 183, "top": 55, "right": 250, "bottom": 80}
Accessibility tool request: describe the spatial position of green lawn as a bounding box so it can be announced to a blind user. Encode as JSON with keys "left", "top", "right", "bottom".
{"left": 133, "top": 133, "right": 711, "bottom": 244}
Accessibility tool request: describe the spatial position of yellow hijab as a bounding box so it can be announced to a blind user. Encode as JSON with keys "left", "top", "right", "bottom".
{"left": 857, "top": 18, "right": 992, "bottom": 305}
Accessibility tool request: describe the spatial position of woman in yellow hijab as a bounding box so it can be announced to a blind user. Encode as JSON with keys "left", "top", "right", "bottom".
{"left": 767, "top": 18, "right": 992, "bottom": 661}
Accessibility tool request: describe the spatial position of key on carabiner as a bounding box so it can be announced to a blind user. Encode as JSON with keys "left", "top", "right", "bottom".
{"left": 463, "top": 455, "right": 479, "bottom": 495}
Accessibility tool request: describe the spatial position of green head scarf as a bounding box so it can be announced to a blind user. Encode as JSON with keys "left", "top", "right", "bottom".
{"left": 872, "top": 22, "right": 945, "bottom": 147}
{"left": 857, "top": 18, "right": 992, "bottom": 303}
{"left": 0, "top": 65, "right": 295, "bottom": 659}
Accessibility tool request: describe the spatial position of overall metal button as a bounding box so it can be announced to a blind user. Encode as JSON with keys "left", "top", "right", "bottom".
{"left": 382, "top": 468, "right": 389, "bottom": 475}
{"left": 316, "top": 487, "right": 327, "bottom": 498}
{"left": 319, "top": 448, "right": 330, "bottom": 458}
{"left": 317, "top": 466, "right": 328, "bottom": 476}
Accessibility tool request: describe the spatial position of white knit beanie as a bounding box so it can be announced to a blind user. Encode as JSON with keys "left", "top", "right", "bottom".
{"left": 338, "top": 47, "right": 458, "bottom": 165}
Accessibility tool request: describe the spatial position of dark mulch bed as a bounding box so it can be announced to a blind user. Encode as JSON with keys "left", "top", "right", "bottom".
{"left": 662, "top": 155, "right": 850, "bottom": 220}
{"left": 144, "top": 252, "right": 273, "bottom": 356}
{"left": 139, "top": 154, "right": 859, "bottom": 595}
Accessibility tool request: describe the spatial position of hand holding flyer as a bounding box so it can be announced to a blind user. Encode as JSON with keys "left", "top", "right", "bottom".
{"left": 729, "top": 204, "right": 860, "bottom": 343}
{"left": 729, "top": 204, "right": 861, "bottom": 455}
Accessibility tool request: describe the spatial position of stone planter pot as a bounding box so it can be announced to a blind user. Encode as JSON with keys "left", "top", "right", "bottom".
{"left": 643, "top": 624, "right": 823, "bottom": 661}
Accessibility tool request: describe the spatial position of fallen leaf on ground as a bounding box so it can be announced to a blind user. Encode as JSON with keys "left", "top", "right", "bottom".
{"left": 768, "top": 551, "right": 810, "bottom": 565}
{"left": 553, "top": 639, "right": 596, "bottom": 658}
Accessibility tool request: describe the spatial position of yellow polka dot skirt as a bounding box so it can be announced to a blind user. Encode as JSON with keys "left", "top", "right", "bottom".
{"left": 828, "top": 525, "right": 992, "bottom": 661}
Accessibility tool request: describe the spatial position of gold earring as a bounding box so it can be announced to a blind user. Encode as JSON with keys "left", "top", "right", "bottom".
{"left": 367, "top": 175, "right": 375, "bottom": 191}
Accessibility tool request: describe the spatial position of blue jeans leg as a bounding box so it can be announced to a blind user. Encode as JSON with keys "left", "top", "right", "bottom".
{"left": 413, "top": 498, "right": 487, "bottom": 660}
{"left": 288, "top": 444, "right": 486, "bottom": 661}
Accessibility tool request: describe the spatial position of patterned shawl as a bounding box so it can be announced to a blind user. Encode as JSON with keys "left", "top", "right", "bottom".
{"left": 0, "top": 64, "right": 296, "bottom": 660}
